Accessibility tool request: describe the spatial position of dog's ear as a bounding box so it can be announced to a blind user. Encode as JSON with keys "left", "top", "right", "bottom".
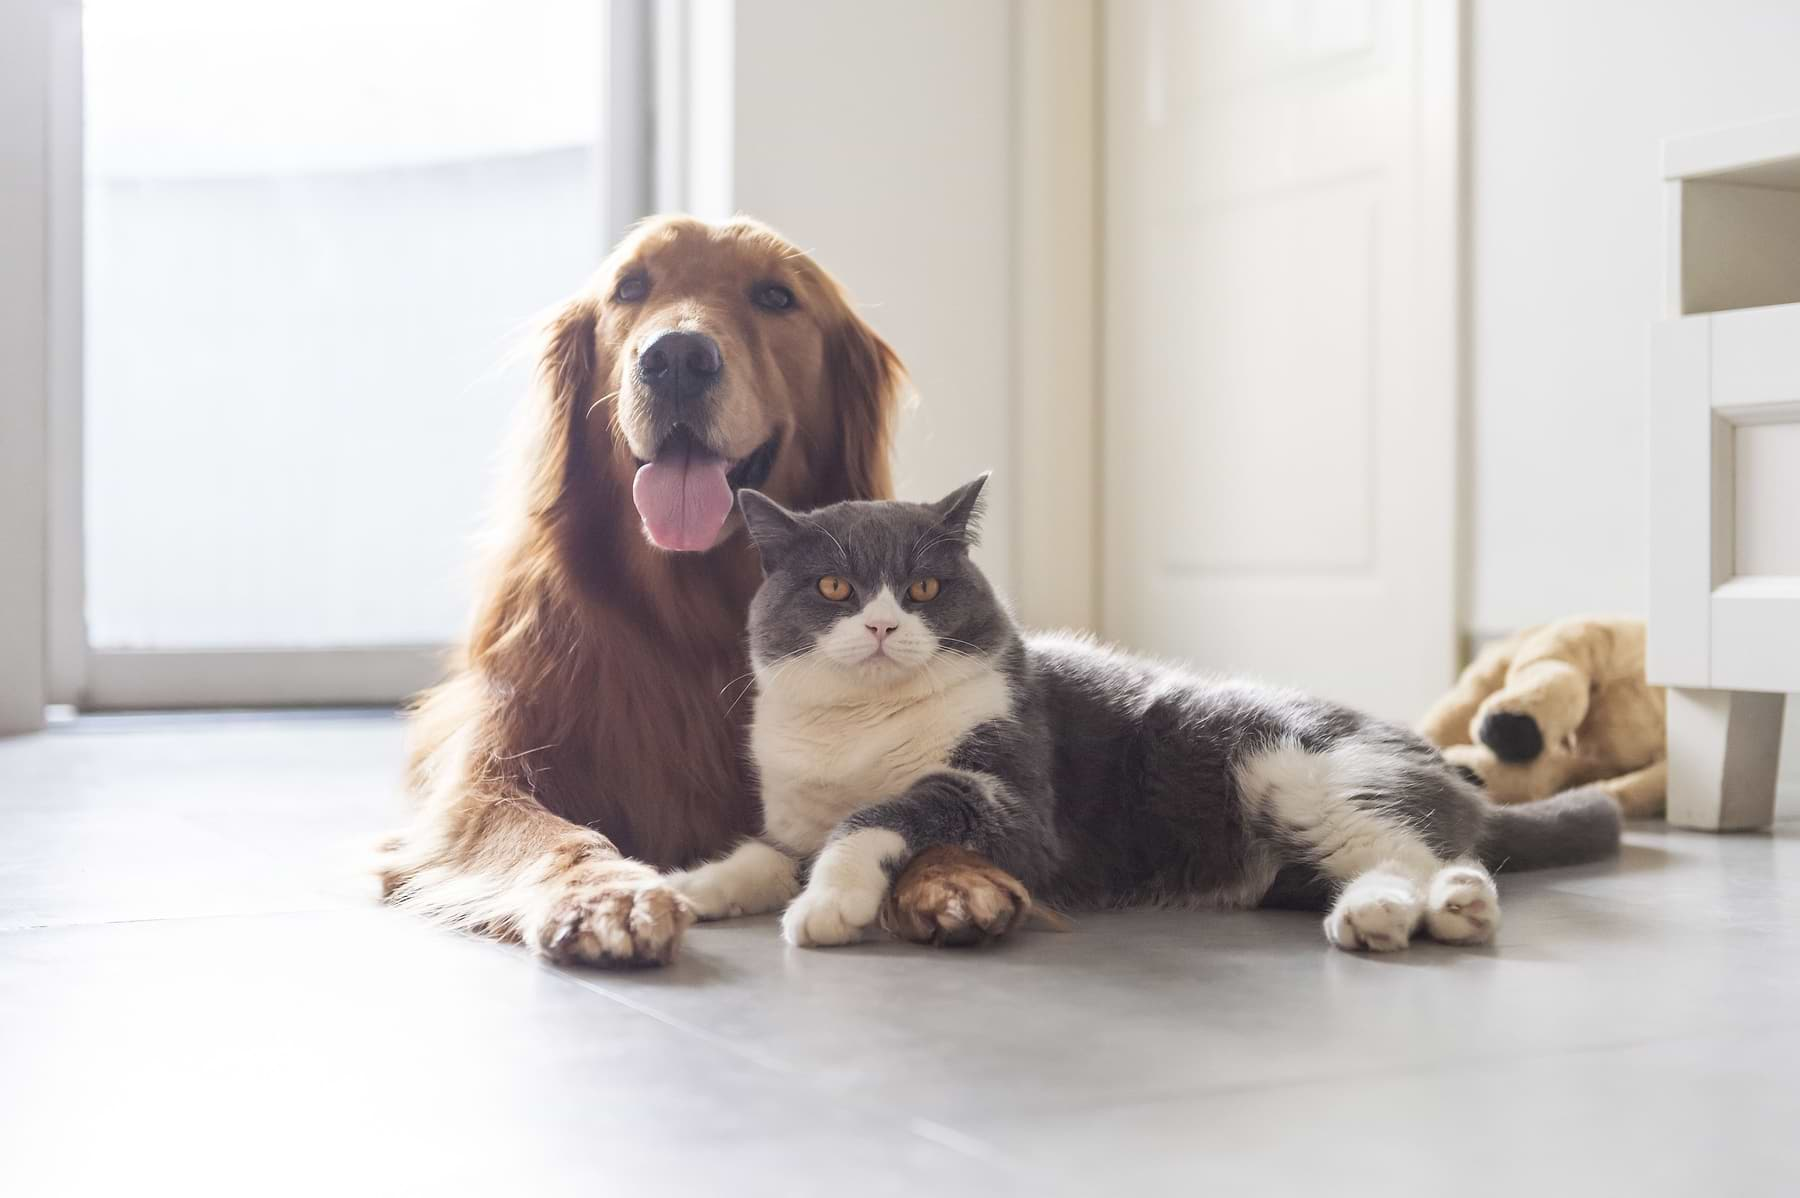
{"left": 819, "top": 307, "right": 905, "bottom": 504}
{"left": 929, "top": 473, "right": 990, "bottom": 547}
{"left": 518, "top": 293, "right": 605, "bottom": 520}
{"left": 738, "top": 490, "right": 803, "bottom": 571}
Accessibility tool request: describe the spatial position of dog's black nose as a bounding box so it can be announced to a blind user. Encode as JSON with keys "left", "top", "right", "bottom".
{"left": 637, "top": 330, "right": 722, "bottom": 402}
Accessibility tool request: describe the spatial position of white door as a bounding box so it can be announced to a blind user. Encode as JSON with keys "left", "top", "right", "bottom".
{"left": 1102, "top": 0, "right": 1459, "bottom": 721}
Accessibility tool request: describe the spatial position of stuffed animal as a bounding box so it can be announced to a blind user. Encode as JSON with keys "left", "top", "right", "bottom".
{"left": 1418, "top": 616, "right": 1666, "bottom": 817}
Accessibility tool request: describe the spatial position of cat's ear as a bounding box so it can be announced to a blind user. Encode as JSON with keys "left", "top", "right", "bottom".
{"left": 930, "top": 473, "right": 990, "bottom": 546}
{"left": 738, "top": 490, "right": 803, "bottom": 570}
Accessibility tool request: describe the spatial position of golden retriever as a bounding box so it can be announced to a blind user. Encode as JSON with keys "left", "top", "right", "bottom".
{"left": 377, "top": 215, "right": 1029, "bottom": 964}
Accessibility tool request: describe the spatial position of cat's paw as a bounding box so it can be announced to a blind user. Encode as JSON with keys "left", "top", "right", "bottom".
{"left": 781, "top": 883, "right": 883, "bottom": 948}
{"left": 882, "top": 845, "right": 1030, "bottom": 946}
{"left": 664, "top": 842, "right": 799, "bottom": 923}
{"left": 1424, "top": 863, "right": 1501, "bottom": 945}
{"left": 1325, "top": 870, "right": 1423, "bottom": 952}
{"left": 663, "top": 869, "right": 742, "bottom": 921}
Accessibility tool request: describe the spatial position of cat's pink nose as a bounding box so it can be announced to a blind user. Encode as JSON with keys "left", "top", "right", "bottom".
{"left": 865, "top": 621, "right": 898, "bottom": 644}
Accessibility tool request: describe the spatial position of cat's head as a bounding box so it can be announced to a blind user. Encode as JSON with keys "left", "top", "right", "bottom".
{"left": 738, "top": 475, "right": 1014, "bottom": 695}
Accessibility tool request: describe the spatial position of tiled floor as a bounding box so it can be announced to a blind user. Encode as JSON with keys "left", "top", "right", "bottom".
{"left": 2, "top": 712, "right": 1797, "bottom": 1196}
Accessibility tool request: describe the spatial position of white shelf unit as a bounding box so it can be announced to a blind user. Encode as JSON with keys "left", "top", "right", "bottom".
{"left": 1650, "top": 115, "right": 1800, "bottom": 830}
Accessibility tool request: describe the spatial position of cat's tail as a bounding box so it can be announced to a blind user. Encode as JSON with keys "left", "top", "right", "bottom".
{"left": 1476, "top": 785, "right": 1623, "bottom": 873}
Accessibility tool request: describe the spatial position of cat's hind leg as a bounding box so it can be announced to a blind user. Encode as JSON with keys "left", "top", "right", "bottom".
{"left": 1328, "top": 860, "right": 1502, "bottom": 949}
{"left": 1423, "top": 860, "right": 1500, "bottom": 944}
{"left": 1237, "top": 740, "right": 1495, "bottom": 952}
{"left": 1324, "top": 863, "right": 1426, "bottom": 952}
{"left": 665, "top": 839, "right": 801, "bottom": 922}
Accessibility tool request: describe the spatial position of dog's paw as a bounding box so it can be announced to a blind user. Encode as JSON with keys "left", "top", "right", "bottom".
{"left": 1424, "top": 864, "right": 1501, "bottom": 945}
{"left": 535, "top": 881, "right": 694, "bottom": 967}
{"left": 371, "top": 832, "right": 413, "bottom": 900}
{"left": 1325, "top": 871, "right": 1423, "bottom": 953}
{"left": 882, "top": 846, "right": 1030, "bottom": 947}
{"left": 781, "top": 883, "right": 882, "bottom": 948}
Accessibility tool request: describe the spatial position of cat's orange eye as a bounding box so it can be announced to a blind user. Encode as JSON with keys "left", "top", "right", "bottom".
{"left": 818, "top": 576, "right": 852, "bottom": 601}
{"left": 908, "top": 578, "right": 941, "bottom": 602}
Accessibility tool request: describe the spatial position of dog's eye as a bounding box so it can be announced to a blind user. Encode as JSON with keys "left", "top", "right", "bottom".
{"left": 753, "top": 283, "right": 794, "bottom": 311}
{"left": 818, "top": 576, "right": 852, "bottom": 602}
{"left": 614, "top": 274, "right": 649, "bottom": 303}
{"left": 908, "top": 578, "right": 941, "bottom": 603}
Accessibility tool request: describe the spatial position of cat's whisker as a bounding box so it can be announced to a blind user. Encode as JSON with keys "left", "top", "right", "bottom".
{"left": 814, "top": 523, "right": 852, "bottom": 573}
{"left": 937, "top": 636, "right": 989, "bottom": 654}
{"left": 759, "top": 648, "right": 816, "bottom": 692}
{"left": 720, "top": 676, "right": 759, "bottom": 715}
{"left": 722, "top": 647, "right": 813, "bottom": 717}
{"left": 718, "top": 671, "right": 759, "bottom": 699}
{"left": 913, "top": 535, "right": 961, "bottom": 559}
{"left": 907, "top": 522, "right": 939, "bottom": 574}
{"left": 723, "top": 648, "right": 807, "bottom": 698}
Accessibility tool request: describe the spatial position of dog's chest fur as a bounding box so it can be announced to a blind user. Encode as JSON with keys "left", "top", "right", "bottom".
{"left": 752, "top": 669, "right": 1013, "bottom": 855}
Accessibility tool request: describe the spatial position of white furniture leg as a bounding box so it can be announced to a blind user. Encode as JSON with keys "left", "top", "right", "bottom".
{"left": 1666, "top": 687, "right": 1787, "bottom": 831}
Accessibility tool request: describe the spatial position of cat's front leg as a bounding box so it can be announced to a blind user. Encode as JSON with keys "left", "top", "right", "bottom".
{"left": 783, "top": 769, "right": 1027, "bottom": 948}
{"left": 781, "top": 828, "right": 902, "bottom": 946}
{"left": 666, "top": 839, "right": 801, "bottom": 922}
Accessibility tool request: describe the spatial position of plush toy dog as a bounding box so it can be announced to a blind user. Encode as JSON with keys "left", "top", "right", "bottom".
{"left": 1418, "top": 616, "right": 1667, "bottom": 817}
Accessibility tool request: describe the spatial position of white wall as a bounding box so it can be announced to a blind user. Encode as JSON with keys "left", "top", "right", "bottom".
{"left": 1469, "top": 0, "right": 1800, "bottom": 809}
{"left": 720, "top": 0, "right": 1018, "bottom": 596}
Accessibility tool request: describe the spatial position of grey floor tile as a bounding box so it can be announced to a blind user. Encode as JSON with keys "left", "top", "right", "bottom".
{"left": 595, "top": 827, "right": 1800, "bottom": 1122}
{"left": 3, "top": 714, "right": 1798, "bottom": 1196}
{"left": 956, "top": 1025, "right": 1800, "bottom": 1197}
{"left": 0, "top": 715, "right": 409, "bottom": 929}
{"left": 0, "top": 909, "right": 1021, "bottom": 1198}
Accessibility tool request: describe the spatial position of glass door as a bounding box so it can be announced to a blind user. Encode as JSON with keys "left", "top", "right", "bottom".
{"left": 67, "top": 0, "right": 643, "bottom": 707}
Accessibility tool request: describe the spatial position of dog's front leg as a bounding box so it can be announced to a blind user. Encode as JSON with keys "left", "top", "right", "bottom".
{"left": 379, "top": 698, "right": 694, "bottom": 967}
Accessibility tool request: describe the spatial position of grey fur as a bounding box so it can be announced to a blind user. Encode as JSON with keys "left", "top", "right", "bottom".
{"left": 739, "top": 477, "right": 1622, "bottom": 913}
{"left": 1477, "top": 786, "right": 1625, "bottom": 871}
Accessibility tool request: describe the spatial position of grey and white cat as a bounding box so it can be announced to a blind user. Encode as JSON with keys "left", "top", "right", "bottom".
{"left": 668, "top": 475, "right": 1621, "bottom": 952}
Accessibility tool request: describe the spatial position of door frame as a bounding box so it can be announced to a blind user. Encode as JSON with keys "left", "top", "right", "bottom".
{"left": 44, "top": 0, "right": 85, "bottom": 709}
{"left": 0, "top": 0, "right": 54, "bottom": 733}
{"left": 1013, "top": 0, "right": 1101, "bottom": 632}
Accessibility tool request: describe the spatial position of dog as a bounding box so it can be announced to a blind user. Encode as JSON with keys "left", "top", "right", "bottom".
{"left": 377, "top": 215, "right": 1031, "bottom": 964}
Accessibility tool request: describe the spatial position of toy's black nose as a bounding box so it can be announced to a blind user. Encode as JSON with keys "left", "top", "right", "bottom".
{"left": 1478, "top": 711, "right": 1545, "bottom": 764}
{"left": 637, "top": 330, "right": 722, "bottom": 403}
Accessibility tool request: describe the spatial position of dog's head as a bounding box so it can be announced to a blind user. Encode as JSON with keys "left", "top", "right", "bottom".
{"left": 533, "top": 215, "right": 905, "bottom": 556}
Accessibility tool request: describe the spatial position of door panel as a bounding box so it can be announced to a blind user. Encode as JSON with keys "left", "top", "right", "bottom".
{"left": 1102, "top": 0, "right": 1457, "bottom": 720}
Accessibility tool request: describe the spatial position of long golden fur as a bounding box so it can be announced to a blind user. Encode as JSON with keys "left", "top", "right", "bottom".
{"left": 376, "top": 215, "right": 1022, "bottom": 964}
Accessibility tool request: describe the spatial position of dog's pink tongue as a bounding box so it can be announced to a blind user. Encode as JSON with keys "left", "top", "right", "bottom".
{"left": 633, "top": 447, "right": 733, "bottom": 552}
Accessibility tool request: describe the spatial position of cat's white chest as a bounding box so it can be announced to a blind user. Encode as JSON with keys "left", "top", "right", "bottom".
{"left": 752, "top": 669, "right": 1013, "bottom": 855}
